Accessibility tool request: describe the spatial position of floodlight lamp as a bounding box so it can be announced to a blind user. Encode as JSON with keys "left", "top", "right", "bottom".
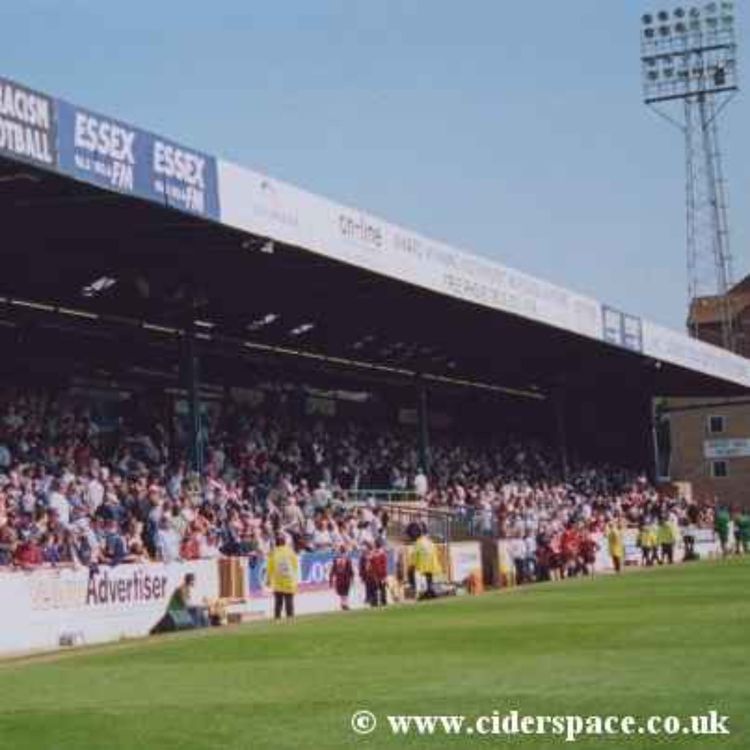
{"left": 705, "top": 2, "right": 717, "bottom": 12}
{"left": 689, "top": 19, "right": 701, "bottom": 30}
{"left": 642, "top": 13, "right": 654, "bottom": 24}
{"left": 674, "top": 7, "right": 686, "bottom": 17}
{"left": 675, "top": 21, "right": 688, "bottom": 33}
{"left": 659, "top": 24, "right": 671, "bottom": 35}
{"left": 658, "top": 10, "right": 669, "bottom": 21}
{"left": 648, "top": 70, "right": 659, "bottom": 80}
{"left": 721, "top": 14, "right": 734, "bottom": 26}
{"left": 689, "top": 6, "right": 700, "bottom": 17}
{"left": 705, "top": 16, "right": 718, "bottom": 27}
{"left": 644, "top": 27, "right": 656, "bottom": 38}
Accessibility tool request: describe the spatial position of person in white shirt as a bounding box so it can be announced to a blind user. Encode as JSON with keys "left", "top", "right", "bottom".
{"left": 86, "top": 474, "right": 104, "bottom": 513}
{"left": 310, "top": 522, "right": 333, "bottom": 551}
{"left": 47, "top": 480, "right": 71, "bottom": 526}
{"left": 509, "top": 535, "right": 527, "bottom": 584}
{"left": 524, "top": 532, "right": 537, "bottom": 580}
{"left": 198, "top": 530, "right": 222, "bottom": 559}
{"left": 414, "top": 469, "right": 428, "bottom": 498}
{"left": 156, "top": 516, "right": 182, "bottom": 563}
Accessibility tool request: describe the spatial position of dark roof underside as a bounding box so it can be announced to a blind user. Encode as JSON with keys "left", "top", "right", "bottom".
{"left": 0, "top": 155, "right": 745, "bottom": 400}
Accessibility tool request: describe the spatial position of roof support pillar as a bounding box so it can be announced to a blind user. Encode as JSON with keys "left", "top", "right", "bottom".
{"left": 417, "top": 376, "right": 431, "bottom": 475}
{"left": 183, "top": 321, "right": 204, "bottom": 475}
{"left": 553, "top": 387, "right": 569, "bottom": 482}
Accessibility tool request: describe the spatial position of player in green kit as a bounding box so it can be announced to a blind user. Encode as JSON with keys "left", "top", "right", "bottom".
{"left": 733, "top": 509, "right": 749, "bottom": 555}
{"left": 714, "top": 506, "right": 731, "bottom": 557}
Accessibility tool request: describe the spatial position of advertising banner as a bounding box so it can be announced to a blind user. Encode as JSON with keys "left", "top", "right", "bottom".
{"left": 0, "top": 559, "right": 218, "bottom": 657}
{"left": 642, "top": 320, "right": 750, "bottom": 389}
{"left": 56, "top": 99, "right": 219, "bottom": 219}
{"left": 217, "top": 160, "right": 604, "bottom": 343}
{"left": 449, "top": 541, "right": 482, "bottom": 582}
{"left": 0, "top": 76, "right": 57, "bottom": 168}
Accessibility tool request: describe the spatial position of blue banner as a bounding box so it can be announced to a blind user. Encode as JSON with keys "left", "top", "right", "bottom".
{"left": 248, "top": 549, "right": 396, "bottom": 595}
{"left": 56, "top": 99, "right": 219, "bottom": 220}
{"left": 0, "top": 77, "right": 57, "bottom": 168}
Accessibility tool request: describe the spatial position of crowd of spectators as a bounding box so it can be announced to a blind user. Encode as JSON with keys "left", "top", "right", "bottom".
{"left": 0, "top": 385, "right": 717, "bottom": 573}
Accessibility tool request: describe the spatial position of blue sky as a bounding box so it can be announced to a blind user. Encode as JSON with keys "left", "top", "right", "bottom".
{"left": 3, "top": 0, "right": 748, "bottom": 331}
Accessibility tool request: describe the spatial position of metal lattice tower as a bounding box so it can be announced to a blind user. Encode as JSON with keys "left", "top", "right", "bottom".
{"left": 640, "top": 2, "right": 739, "bottom": 350}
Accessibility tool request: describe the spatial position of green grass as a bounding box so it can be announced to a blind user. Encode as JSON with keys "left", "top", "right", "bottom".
{"left": 1, "top": 558, "right": 748, "bottom": 749}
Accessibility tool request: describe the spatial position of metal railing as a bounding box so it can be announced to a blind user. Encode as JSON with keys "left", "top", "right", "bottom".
{"left": 342, "top": 489, "right": 421, "bottom": 505}
{"left": 340, "top": 489, "right": 499, "bottom": 542}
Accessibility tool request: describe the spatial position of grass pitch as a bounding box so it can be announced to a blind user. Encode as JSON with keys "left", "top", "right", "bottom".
{"left": 0, "top": 558, "right": 748, "bottom": 750}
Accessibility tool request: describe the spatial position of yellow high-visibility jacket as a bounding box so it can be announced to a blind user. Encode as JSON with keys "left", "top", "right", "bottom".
{"left": 607, "top": 526, "right": 624, "bottom": 558}
{"left": 267, "top": 545, "right": 300, "bottom": 594}
{"left": 412, "top": 536, "right": 441, "bottom": 575}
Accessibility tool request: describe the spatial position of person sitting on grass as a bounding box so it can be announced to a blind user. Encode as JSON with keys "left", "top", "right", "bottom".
{"left": 167, "top": 572, "right": 209, "bottom": 628}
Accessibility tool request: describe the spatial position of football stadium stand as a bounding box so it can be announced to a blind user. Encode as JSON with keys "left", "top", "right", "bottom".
{"left": 0, "top": 72, "right": 747, "bottom": 654}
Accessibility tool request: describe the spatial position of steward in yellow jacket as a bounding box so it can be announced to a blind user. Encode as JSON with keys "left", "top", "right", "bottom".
{"left": 607, "top": 521, "right": 624, "bottom": 573}
{"left": 267, "top": 536, "right": 300, "bottom": 619}
{"left": 638, "top": 522, "right": 658, "bottom": 567}
{"left": 411, "top": 533, "right": 440, "bottom": 598}
{"left": 657, "top": 518, "right": 677, "bottom": 565}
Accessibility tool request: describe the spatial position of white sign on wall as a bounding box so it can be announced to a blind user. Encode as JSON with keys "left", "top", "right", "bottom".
{"left": 704, "top": 438, "right": 750, "bottom": 459}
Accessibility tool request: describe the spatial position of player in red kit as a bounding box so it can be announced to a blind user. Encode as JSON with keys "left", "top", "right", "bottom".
{"left": 369, "top": 538, "right": 389, "bottom": 607}
{"left": 329, "top": 545, "right": 354, "bottom": 610}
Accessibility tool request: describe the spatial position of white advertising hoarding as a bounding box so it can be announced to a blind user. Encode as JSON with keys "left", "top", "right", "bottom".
{"left": 0, "top": 560, "right": 218, "bottom": 656}
{"left": 642, "top": 321, "right": 750, "bottom": 389}
{"left": 448, "top": 541, "right": 482, "bottom": 582}
{"left": 218, "top": 161, "right": 603, "bottom": 343}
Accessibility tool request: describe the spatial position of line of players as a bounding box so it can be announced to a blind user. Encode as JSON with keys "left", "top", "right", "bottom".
{"left": 507, "top": 517, "right": 682, "bottom": 584}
